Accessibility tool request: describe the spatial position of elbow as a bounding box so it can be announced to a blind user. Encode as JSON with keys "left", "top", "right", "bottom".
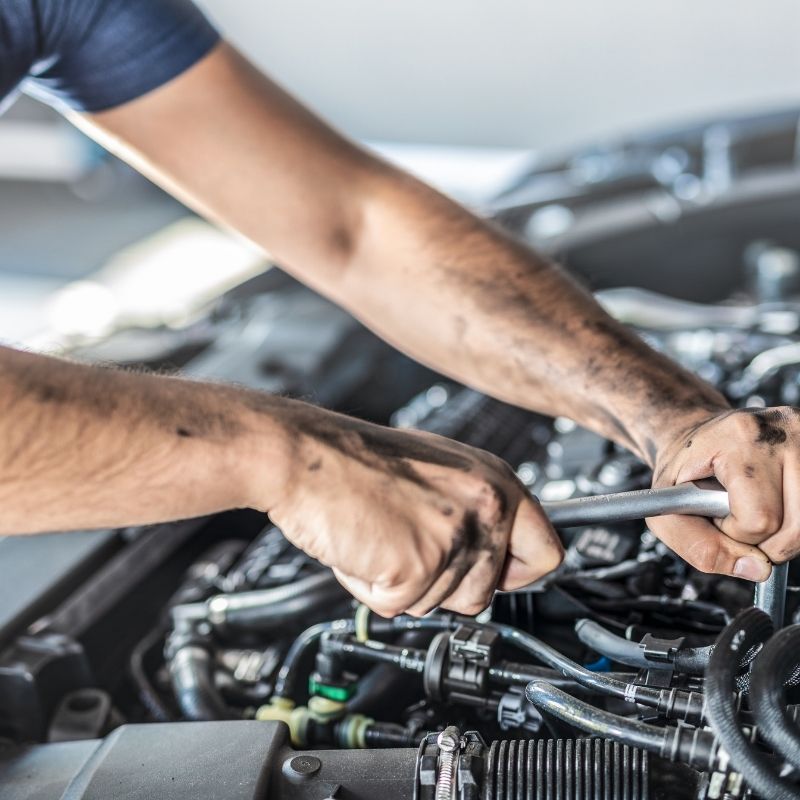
{"left": 311, "top": 158, "right": 395, "bottom": 293}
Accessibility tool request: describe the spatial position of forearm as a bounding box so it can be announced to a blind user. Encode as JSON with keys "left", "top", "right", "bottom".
{"left": 344, "top": 168, "right": 729, "bottom": 464}
{"left": 75, "top": 42, "right": 726, "bottom": 465}
{"left": 0, "top": 346, "right": 294, "bottom": 534}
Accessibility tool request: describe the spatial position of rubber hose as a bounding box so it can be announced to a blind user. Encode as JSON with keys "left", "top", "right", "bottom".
{"left": 362, "top": 722, "right": 419, "bottom": 748}
{"left": 704, "top": 607, "right": 800, "bottom": 800}
{"left": 525, "top": 680, "right": 720, "bottom": 772}
{"left": 130, "top": 627, "right": 173, "bottom": 722}
{"left": 577, "top": 619, "right": 777, "bottom": 684}
{"left": 169, "top": 645, "right": 231, "bottom": 721}
{"left": 206, "top": 571, "right": 345, "bottom": 630}
{"left": 674, "top": 645, "right": 713, "bottom": 674}
{"left": 347, "top": 631, "right": 431, "bottom": 716}
{"left": 489, "top": 621, "right": 703, "bottom": 722}
{"left": 489, "top": 661, "right": 636, "bottom": 693}
{"left": 750, "top": 625, "right": 800, "bottom": 773}
{"left": 575, "top": 619, "right": 662, "bottom": 670}
{"left": 273, "top": 619, "right": 357, "bottom": 699}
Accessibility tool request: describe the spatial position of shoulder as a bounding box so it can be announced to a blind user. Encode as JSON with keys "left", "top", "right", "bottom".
{"left": 21, "top": 0, "right": 220, "bottom": 112}
{"left": 0, "top": 1, "right": 39, "bottom": 107}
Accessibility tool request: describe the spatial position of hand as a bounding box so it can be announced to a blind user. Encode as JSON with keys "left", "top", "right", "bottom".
{"left": 648, "top": 407, "right": 800, "bottom": 581}
{"left": 265, "top": 409, "right": 564, "bottom": 617}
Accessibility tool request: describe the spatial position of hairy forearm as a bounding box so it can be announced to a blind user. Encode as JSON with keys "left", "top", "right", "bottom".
{"left": 343, "top": 168, "right": 729, "bottom": 464}
{"left": 0, "top": 347, "right": 296, "bottom": 534}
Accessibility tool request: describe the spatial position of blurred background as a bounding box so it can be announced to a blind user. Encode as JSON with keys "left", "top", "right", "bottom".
{"left": 1, "top": 0, "right": 799, "bottom": 346}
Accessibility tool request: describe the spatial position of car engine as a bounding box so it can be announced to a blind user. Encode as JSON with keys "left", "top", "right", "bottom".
{"left": 3, "top": 109, "right": 800, "bottom": 799}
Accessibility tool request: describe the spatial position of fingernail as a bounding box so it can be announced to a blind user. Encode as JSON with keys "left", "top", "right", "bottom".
{"left": 733, "top": 556, "right": 771, "bottom": 582}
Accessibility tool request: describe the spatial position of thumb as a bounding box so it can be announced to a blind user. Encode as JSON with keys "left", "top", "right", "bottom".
{"left": 498, "top": 494, "right": 564, "bottom": 591}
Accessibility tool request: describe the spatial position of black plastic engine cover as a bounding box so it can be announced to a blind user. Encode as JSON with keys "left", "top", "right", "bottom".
{"left": 0, "top": 720, "right": 417, "bottom": 800}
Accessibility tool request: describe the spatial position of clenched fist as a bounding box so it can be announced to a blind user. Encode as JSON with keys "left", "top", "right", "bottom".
{"left": 264, "top": 407, "right": 564, "bottom": 617}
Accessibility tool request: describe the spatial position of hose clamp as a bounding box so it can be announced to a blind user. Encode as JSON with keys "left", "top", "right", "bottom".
{"left": 435, "top": 727, "right": 461, "bottom": 800}
{"left": 414, "top": 728, "right": 485, "bottom": 800}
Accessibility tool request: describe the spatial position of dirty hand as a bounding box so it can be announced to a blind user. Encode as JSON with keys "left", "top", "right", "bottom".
{"left": 266, "top": 410, "right": 564, "bottom": 617}
{"left": 649, "top": 406, "right": 800, "bottom": 581}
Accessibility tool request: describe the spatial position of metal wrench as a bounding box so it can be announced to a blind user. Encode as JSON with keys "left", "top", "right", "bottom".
{"left": 539, "top": 480, "right": 729, "bottom": 529}
{"left": 513, "top": 481, "right": 786, "bottom": 626}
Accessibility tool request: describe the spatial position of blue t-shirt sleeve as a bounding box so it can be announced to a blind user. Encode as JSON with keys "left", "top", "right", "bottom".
{"left": 2, "top": 0, "right": 219, "bottom": 113}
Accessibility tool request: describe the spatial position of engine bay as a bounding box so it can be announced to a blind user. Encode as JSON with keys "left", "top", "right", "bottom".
{"left": 4, "top": 110, "right": 800, "bottom": 799}
{"left": 3, "top": 275, "right": 800, "bottom": 798}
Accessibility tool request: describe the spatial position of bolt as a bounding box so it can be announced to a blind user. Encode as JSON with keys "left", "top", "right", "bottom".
{"left": 437, "top": 726, "right": 460, "bottom": 753}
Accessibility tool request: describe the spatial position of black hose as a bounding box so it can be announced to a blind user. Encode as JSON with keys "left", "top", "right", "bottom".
{"left": 206, "top": 571, "right": 345, "bottom": 630}
{"left": 704, "top": 608, "right": 800, "bottom": 800}
{"left": 273, "top": 612, "right": 458, "bottom": 701}
{"left": 168, "top": 645, "right": 232, "bottom": 721}
{"left": 750, "top": 625, "right": 800, "bottom": 773}
{"left": 488, "top": 621, "right": 704, "bottom": 723}
{"left": 673, "top": 645, "right": 713, "bottom": 674}
{"left": 273, "top": 619, "right": 357, "bottom": 699}
{"left": 525, "top": 680, "right": 721, "bottom": 772}
{"left": 575, "top": 619, "right": 661, "bottom": 670}
{"left": 489, "top": 661, "right": 636, "bottom": 693}
{"left": 130, "top": 627, "right": 173, "bottom": 722}
{"left": 576, "top": 619, "right": 768, "bottom": 681}
{"left": 361, "top": 722, "right": 419, "bottom": 748}
{"left": 347, "top": 631, "right": 431, "bottom": 716}
{"left": 322, "top": 636, "right": 427, "bottom": 673}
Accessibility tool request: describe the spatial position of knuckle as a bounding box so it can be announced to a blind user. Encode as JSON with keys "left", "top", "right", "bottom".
{"left": 376, "top": 566, "right": 406, "bottom": 589}
{"left": 406, "top": 560, "right": 430, "bottom": 587}
{"left": 471, "top": 480, "right": 515, "bottom": 527}
{"left": 477, "top": 492, "right": 504, "bottom": 525}
{"left": 543, "top": 545, "right": 565, "bottom": 572}
{"left": 732, "top": 410, "right": 757, "bottom": 432}
{"left": 402, "top": 604, "right": 430, "bottom": 619}
{"left": 451, "top": 598, "right": 490, "bottom": 617}
{"left": 744, "top": 508, "right": 781, "bottom": 538}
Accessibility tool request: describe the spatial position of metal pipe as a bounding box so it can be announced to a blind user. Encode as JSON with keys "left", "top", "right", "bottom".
{"left": 754, "top": 562, "right": 789, "bottom": 629}
{"left": 540, "top": 481, "right": 729, "bottom": 528}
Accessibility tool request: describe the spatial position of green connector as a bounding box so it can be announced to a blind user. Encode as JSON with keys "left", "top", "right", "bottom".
{"left": 308, "top": 677, "right": 356, "bottom": 703}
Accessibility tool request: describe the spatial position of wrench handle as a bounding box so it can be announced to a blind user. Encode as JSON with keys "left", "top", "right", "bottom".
{"left": 540, "top": 481, "right": 730, "bottom": 528}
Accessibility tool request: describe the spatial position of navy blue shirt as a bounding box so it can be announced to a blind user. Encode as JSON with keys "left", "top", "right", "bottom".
{"left": 0, "top": 0, "right": 219, "bottom": 113}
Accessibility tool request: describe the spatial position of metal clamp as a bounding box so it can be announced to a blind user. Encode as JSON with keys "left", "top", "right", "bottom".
{"left": 435, "top": 727, "right": 461, "bottom": 800}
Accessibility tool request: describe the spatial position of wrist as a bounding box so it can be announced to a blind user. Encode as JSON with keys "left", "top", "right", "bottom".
{"left": 228, "top": 390, "right": 301, "bottom": 513}
{"left": 644, "top": 402, "right": 729, "bottom": 470}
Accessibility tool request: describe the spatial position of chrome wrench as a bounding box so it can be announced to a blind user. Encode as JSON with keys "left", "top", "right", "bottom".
{"left": 539, "top": 480, "right": 729, "bottom": 529}
{"left": 532, "top": 480, "right": 785, "bottom": 625}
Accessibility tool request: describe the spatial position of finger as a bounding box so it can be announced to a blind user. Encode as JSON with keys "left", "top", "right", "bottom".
{"left": 647, "top": 513, "right": 772, "bottom": 581}
{"left": 759, "top": 456, "right": 800, "bottom": 563}
{"left": 713, "top": 456, "right": 783, "bottom": 545}
{"left": 331, "top": 568, "right": 376, "bottom": 607}
{"left": 405, "top": 505, "right": 512, "bottom": 617}
{"left": 438, "top": 548, "right": 506, "bottom": 617}
{"left": 332, "top": 566, "right": 430, "bottom": 619}
{"left": 403, "top": 552, "right": 475, "bottom": 617}
{"left": 498, "top": 494, "right": 564, "bottom": 591}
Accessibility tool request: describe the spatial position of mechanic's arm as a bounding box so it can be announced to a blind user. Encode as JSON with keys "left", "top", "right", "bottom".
{"left": 74, "top": 42, "right": 787, "bottom": 579}
{"left": 0, "top": 344, "right": 558, "bottom": 616}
